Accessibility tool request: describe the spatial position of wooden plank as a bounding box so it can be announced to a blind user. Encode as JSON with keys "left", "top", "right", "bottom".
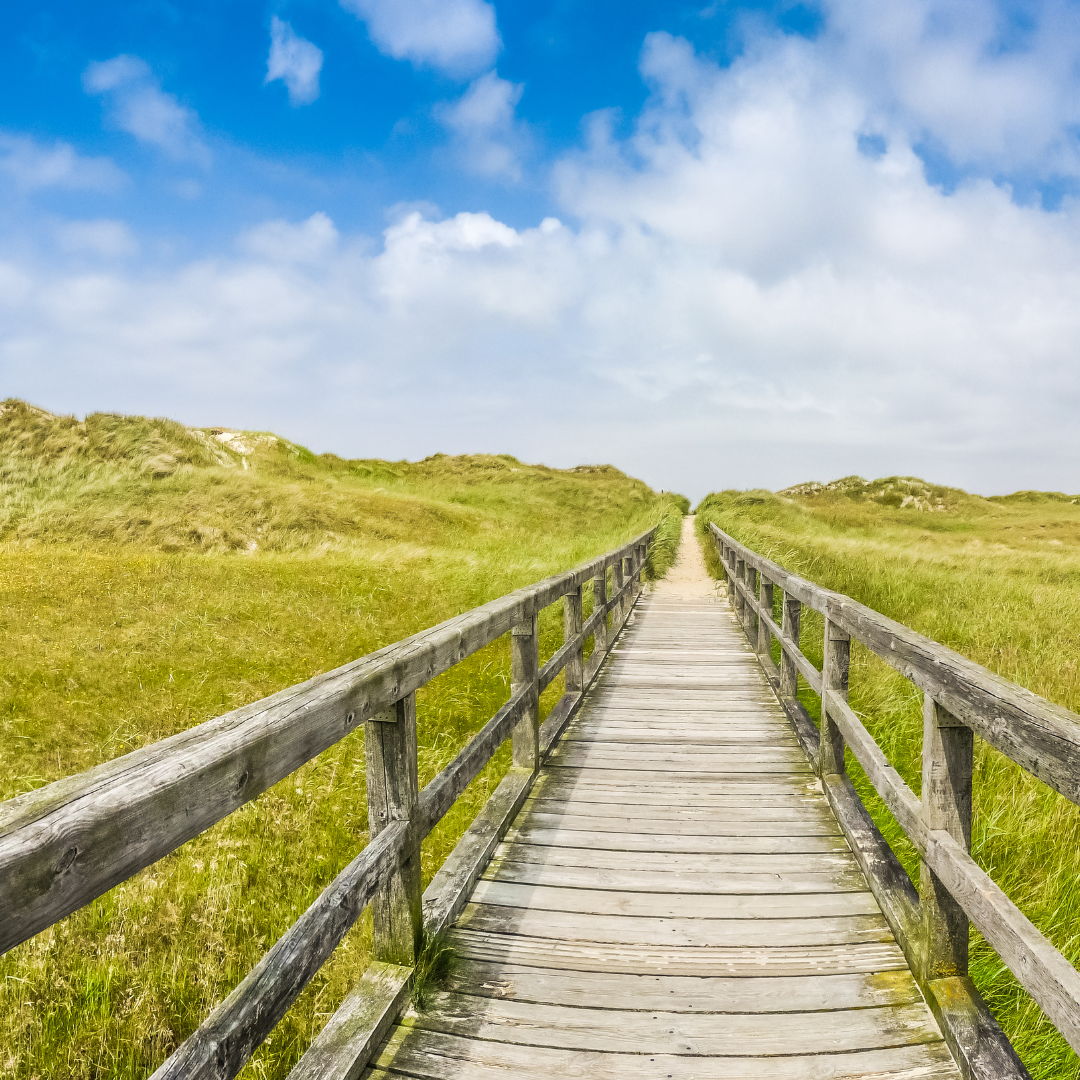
{"left": 405, "top": 992, "right": 947, "bottom": 1055}
{"left": 522, "top": 798, "right": 832, "bottom": 821}
{"left": 457, "top": 904, "right": 893, "bottom": 947}
{"left": 287, "top": 962, "right": 411, "bottom": 1080}
{"left": 444, "top": 957, "right": 922, "bottom": 1011}
{"left": 511, "top": 812, "right": 840, "bottom": 836}
{"left": 448, "top": 928, "right": 910, "bottom": 976}
{"left": 367, "top": 1026, "right": 959, "bottom": 1079}
{"left": 491, "top": 843, "right": 859, "bottom": 874}
{"left": 421, "top": 768, "right": 534, "bottom": 937}
{"left": 484, "top": 859, "right": 869, "bottom": 895}
{"left": 504, "top": 826, "right": 851, "bottom": 854}
{"left": 467, "top": 879, "right": 882, "bottom": 919}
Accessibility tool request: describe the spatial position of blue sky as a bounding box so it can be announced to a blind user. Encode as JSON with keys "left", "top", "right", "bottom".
{"left": 4, "top": 0, "right": 1080, "bottom": 500}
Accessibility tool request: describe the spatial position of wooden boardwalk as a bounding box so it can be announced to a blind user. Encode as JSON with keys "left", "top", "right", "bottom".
{"left": 366, "top": 521, "right": 959, "bottom": 1079}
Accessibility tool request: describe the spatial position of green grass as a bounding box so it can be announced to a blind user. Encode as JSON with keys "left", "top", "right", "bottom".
{"left": 0, "top": 399, "right": 685, "bottom": 1080}
{"left": 695, "top": 476, "right": 1080, "bottom": 1080}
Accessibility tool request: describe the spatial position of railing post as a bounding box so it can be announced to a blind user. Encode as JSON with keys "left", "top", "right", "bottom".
{"left": 758, "top": 575, "right": 773, "bottom": 657}
{"left": 365, "top": 693, "right": 421, "bottom": 966}
{"left": 511, "top": 603, "right": 540, "bottom": 773}
{"left": 593, "top": 565, "right": 608, "bottom": 653}
{"left": 746, "top": 565, "right": 758, "bottom": 636}
{"left": 818, "top": 619, "right": 850, "bottom": 777}
{"left": 613, "top": 556, "right": 625, "bottom": 626}
{"left": 735, "top": 557, "right": 746, "bottom": 623}
{"left": 564, "top": 583, "right": 584, "bottom": 695}
{"left": 779, "top": 591, "right": 801, "bottom": 699}
{"left": 920, "top": 696, "right": 973, "bottom": 981}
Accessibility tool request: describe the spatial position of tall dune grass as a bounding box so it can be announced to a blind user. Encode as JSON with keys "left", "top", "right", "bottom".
{"left": 696, "top": 481, "right": 1080, "bottom": 1080}
{"left": 0, "top": 400, "right": 685, "bottom": 1080}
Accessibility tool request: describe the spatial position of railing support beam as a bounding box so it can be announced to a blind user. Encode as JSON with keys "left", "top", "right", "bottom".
{"left": 921, "top": 697, "right": 973, "bottom": 981}
{"left": 819, "top": 619, "right": 850, "bottom": 777}
{"left": 511, "top": 606, "right": 540, "bottom": 773}
{"left": 365, "top": 694, "right": 422, "bottom": 966}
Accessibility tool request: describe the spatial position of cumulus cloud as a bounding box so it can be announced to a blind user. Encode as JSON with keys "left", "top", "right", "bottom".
{"left": 820, "top": 0, "right": 1080, "bottom": 178}
{"left": 340, "top": 0, "right": 500, "bottom": 76}
{"left": 8, "top": 14, "right": 1080, "bottom": 498}
{"left": 0, "top": 133, "right": 126, "bottom": 192}
{"left": 83, "top": 56, "right": 209, "bottom": 163}
{"left": 265, "top": 17, "right": 323, "bottom": 106}
{"left": 439, "top": 71, "right": 527, "bottom": 180}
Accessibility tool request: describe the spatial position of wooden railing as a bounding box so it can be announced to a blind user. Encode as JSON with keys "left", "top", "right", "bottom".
{"left": 710, "top": 522, "right": 1080, "bottom": 1080}
{"left": 0, "top": 526, "right": 657, "bottom": 1080}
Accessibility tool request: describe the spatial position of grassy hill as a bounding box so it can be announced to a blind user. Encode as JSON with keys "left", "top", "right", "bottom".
{"left": 695, "top": 476, "right": 1080, "bottom": 1080}
{"left": 0, "top": 398, "right": 684, "bottom": 1080}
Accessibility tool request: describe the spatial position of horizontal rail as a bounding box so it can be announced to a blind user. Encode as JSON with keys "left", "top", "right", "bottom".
{"left": 0, "top": 527, "right": 653, "bottom": 956}
{"left": 537, "top": 573, "right": 629, "bottom": 693}
{"left": 711, "top": 520, "right": 1080, "bottom": 1060}
{"left": 712, "top": 524, "right": 1080, "bottom": 805}
{"left": 150, "top": 819, "right": 410, "bottom": 1079}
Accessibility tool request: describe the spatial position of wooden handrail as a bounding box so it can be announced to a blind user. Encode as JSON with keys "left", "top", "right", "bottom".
{"left": 0, "top": 523, "right": 657, "bottom": 1080}
{"left": 709, "top": 521, "right": 1080, "bottom": 1067}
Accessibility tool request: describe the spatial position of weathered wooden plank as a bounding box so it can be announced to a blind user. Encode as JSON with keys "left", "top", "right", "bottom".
{"left": 522, "top": 798, "right": 831, "bottom": 821}
{"left": 421, "top": 768, "right": 534, "bottom": 937}
{"left": 445, "top": 957, "right": 921, "bottom": 1011}
{"left": 490, "top": 843, "right": 860, "bottom": 874}
{"left": 503, "top": 826, "right": 851, "bottom": 854}
{"left": 484, "top": 859, "right": 869, "bottom": 895}
{"left": 467, "top": 879, "right": 881, "bottom": 919}
{"left": 448, "top": 927, "right": 910, "bottom": 976}
{"left": 287, "top": 962, "right": 411, "bottom": 1080}
{"left": 511, "top": 811, "right": 839, "bottom": 836}
{"left": 457, "top": 904, "right": 893, "bottom": 947}
{"left": 407, "top": 991, "right": 946, "bottom": 1055}
{"left": 368, "top": 1026, "right": 959, "bottom": 1079}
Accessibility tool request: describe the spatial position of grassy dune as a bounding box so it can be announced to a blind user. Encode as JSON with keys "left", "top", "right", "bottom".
{"left": 0, "top": 399, "right": 684, "bottom": 1080}
{"left": 696, "top": 475, "right": 1080, "bottom": 1080}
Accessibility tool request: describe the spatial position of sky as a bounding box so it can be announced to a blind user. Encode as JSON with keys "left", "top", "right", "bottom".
{"left": 4, "top": 0, "right": 1080, "bottom": 502}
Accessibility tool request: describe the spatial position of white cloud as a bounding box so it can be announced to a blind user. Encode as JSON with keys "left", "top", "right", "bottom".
{"left": 340, "top": 0, "right": 500, "bottom": 76}
{"left": 265, "top": 17, "right": 323, "bottom": 106}
{"left": 242, "top": 212, "right": 339, "bottom": 263}
{"left": 83, "top": 55, "right": 209, "bottom": 164}
{"left": 9, "top": 17, "right": 1080, "bottom": 499}
{"left": 439, "top": 71, "right": 527, "bottom": 180}
{"left": 820, "top": 0, "right": 1080, "bottom": 176}
{"left": 56, "top": 219, "right": 139, "bottom": 258}
{"left": 0, "top": 133, "right": 126, "bottom": 192}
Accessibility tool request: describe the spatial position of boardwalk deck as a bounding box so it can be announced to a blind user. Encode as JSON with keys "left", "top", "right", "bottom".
{"left": 364, "top": 519, "right": 959, "bottom": 1079}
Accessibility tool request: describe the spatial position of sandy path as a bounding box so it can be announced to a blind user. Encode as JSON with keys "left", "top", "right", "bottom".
{"left": 650, "top": 515, "right": 721, "bottom": 600}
